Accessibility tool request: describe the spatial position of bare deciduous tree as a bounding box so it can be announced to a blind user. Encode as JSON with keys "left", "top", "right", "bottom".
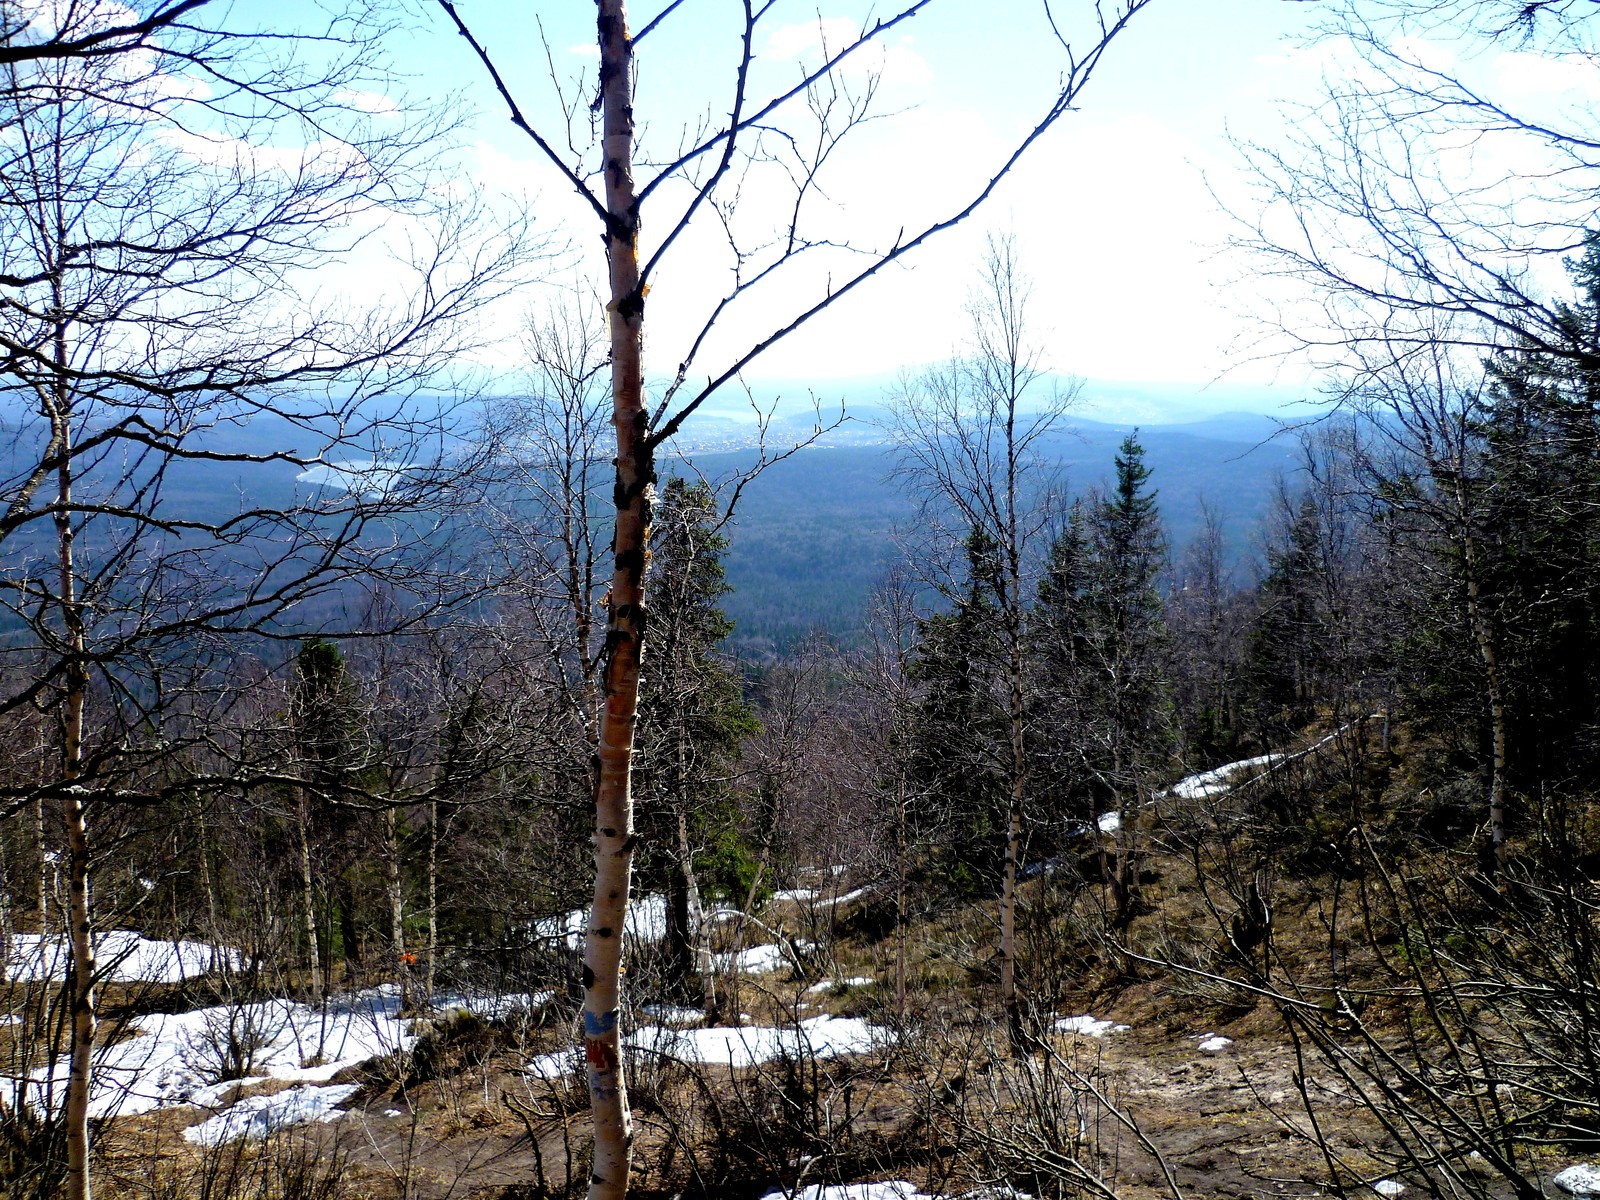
{"left": 890, "top": 235, "right": 1075, "bottom": 1046}
{"left": 0, "top": 5, "right": 537, "bottom": 1192}
{"left": 437, "top": 2, "right": 1156, "bottom": 1190}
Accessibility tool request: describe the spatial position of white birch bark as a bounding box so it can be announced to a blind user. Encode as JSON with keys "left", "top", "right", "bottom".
{"left": 586, "top": 4, "right": 650, "bottom": 1195}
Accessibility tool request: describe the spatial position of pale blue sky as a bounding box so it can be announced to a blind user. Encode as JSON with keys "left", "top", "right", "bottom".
{"left": 283, "top": 2, "right": 1350, "bottom": 415}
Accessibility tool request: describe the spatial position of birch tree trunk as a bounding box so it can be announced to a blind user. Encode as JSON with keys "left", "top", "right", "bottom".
{"left": 54, "top": 351, "right": 97, "bottom": 1200}
{"left": 385, "top": 808, "right": 410, "bottom": 1010}
{"left": 296, "top": 786, "right": 323, "bottom": 1000}
{"left": 35, "top": 792, "right": 47, "bottom": 936}
{"left": 586, "top": 4, "right": 651, "bottom": 1196}
{"left": 426, "top": 798, "right": 438, "bottom": 1009}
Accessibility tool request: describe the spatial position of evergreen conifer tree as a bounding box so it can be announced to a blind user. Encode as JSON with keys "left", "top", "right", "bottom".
{"left": 635, "top": 478, "right": 758, "bottom": 989}
{"left": 1041, "top": 434, "right": 1170, "bottom": 926}
{"left": 907, "top": 527, "right": 1009, "bottom": 894}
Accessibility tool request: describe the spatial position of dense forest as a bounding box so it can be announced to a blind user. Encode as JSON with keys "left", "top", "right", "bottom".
{"left": 5, "top": 2, "right": 1600, "bottom": 1200}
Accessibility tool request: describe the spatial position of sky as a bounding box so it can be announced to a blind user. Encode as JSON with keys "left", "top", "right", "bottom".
{"left": 333, "top": 0, "right": 1329, "bottom": 419}
{"left": 268, "top": 0, "right": 1595, "bottom": 423}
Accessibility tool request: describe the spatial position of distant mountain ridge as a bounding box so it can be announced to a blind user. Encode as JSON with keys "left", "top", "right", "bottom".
{"left": 0, "top": 393, "right": 1309, "bottom": 652}
{"left": 682, "top": 410, "right": 1305, "bottom": 653}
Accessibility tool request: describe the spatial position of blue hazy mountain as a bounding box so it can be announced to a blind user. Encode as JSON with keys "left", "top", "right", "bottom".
{"left": 1, "top": 387, "right": 1311, "bottom": 652}
{"left": 683, "top": 410, "right": 1305, "bottom": 653}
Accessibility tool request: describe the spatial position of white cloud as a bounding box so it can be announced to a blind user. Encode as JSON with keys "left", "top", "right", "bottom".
{"left": 764, "top": 16, "right": 931, "bottom": 87}
{"left": 1390, "top": 35, "right": 1456, "bottom": 75}
{"left": 568, "top": 43, "right": 599, "bottom": 60}
{"left": 1495, "top": 50, "right": 1600, "bottom": 99}
{"left": 157, "top": 126, "right": 367, "bottom": 179}
{"left": 334, "top": 88, "right": 401, "bottom": 117}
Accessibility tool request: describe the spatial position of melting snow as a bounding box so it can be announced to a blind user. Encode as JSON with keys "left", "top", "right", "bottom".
{"left": 525, "top": 1049, "right": 581, "bottom": 1080}
{"left": 11, "top": 991, "right": 404, "bottom": 1118}
{"left": 1096, "top": 812, "right": 1121, "bottom": 833}
{"left": 7, "top": 931, "right": 238, "bottom": 984}
{"left": 1170, "top": 754, "right": 1283, "bottom": 801}
{"left": 534, "top": 894, "right": 669, "bottom": 949}
{"left": 628, "top": 1015, "right": 892, "bottom": 1068}
{"left": 182, "top": 1083, "right": 358, "bottom": 1146}
{"left": 759, "top": 1185, "right": 1031, "bottom": 1200}
{"left": 717, "top": 941, "right": 813, "bottom": 974}
{"left": 828, "top": 886, "right": 875, "bottom": 906}
{"left": 760, "top": 1186, "right": 926, "bottom": 1200}
{"left": 1055, "top": 1015, "right": 1129, "bottom": 1038}
{"left": 1556, "top": 1166, "right": 1600, "bottom": 1198}
{"left": 436, "top": 990, "right": 550, "bottom": 1021}
{"left": 1196, "top": 1034, "right": 1233, "bottom": 1052}
{"left": 805, "top": 977, "right": 874, "bottom": 994}
{"left": 773, "top": 888, "right": 817, "bottom": 902}
{"left": 9, "top": 985, "right": 530, "bottom": 1126}
{"left": 1372, "top": 1182, "right": 1405, "bottom": 1197}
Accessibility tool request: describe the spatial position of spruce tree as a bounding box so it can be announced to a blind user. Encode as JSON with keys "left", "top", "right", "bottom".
{"left": 1082, "top": 434, "right": 1170, "bottom": 791}
{"left": 1246, "top": 494, "right": 1327, "bottom": 739}
{"left": 907, "top": 527, "right": 1009, "bottom": 894}
{"left": 1052, "top": 434, "right": 1171, "bottom": 926}
{"left": 634, "top": 478, "right": 758, "bottom": 988}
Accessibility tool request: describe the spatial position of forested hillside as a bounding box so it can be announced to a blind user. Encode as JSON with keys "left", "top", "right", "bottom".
{"left": 6, "top": 3, "right": 1600, "bottom": 1200}
{"left": 700, "top": 414, "right": 1299, "bottom": 651}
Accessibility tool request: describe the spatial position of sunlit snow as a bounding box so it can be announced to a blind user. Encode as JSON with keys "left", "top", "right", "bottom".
{"left": 8, "top": 982, "right": 539, "bottom": 1140}
{"left": 1055, "top": 1015, "right": 1130, "bottom": 1037}
{"left": 628, "top": 1015, "right": 892, "bottom": 1067}
{"left": 758, "top": 1184, "right": 1032, "bottom": 1200}
{"left": 7, "top": 931, "right": 238, "bottom": 984}
{"left": 1169, "top": 754, "right": 1283, "bottom": 801}
{"left": 534, "top": 893, "right": 669, "bottom": 949}
{"left": 182, "top": 1083, "right": 358, "bottom": 1145}
{"left": 805, "top": 977, "right": 874, "bottom": 994}
{"left": 1555, "top": 1165, "right": 1600, "bottom": 1197}
{"left": 716, "top": 941, "right": 814, "bottom": 974}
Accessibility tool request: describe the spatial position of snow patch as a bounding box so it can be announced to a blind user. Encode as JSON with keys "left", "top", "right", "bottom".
{"left": 1096, "top": 811, "right": 1122, "bottom": 834}
{"left": 1556, "top": 1166, "right": 1600, "bottom": 1198}
{"left": 629, "top": 1015, "right": 892, "bottom": 1067}
{"left": 1055, "top": 1015, "right": 1129, "bottom": 1038}
{"left": 1170, "top": 754, "right": 1283, "bottom": 801}
{"left": 525, "top": 1049, "right": 581, "bottom": 1080}
{"left": 1196, "top": 1034, "right": 1233, "bottom": 1052}
{"left": 435, "top": 991, "right": 549, "bottom": 1022}
{"left": 773, "top": 888, "right": 817, "bottom": 902}
{"left": 805, "top": 977, "right": 874, "bottom": 994}
{"left": 1371, "top": 1181, "right": 1405, "bottom": 1198}
{"left": 717, "top": 941, "right": 813, "bottom": 974}
{"left": 10, "top": 985, "right": 510, "bottom": 1120}
{"left": 7, "top": 931, "right": 238, "bottom": 984}
{"left": 182, "top": 1083, "right": 358, "bottom": 1145}
{"left": 760, "top": 1186, "right": 926, "bottom": 1200}
{"left": 828, "top": 885, "right": 875, "bottom": 906}
{"left": 758, "top": 1185, "right": 1031, "bottom": 1200}
{"left": 534, "top": 893, "right": 669, "bottom": 949}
